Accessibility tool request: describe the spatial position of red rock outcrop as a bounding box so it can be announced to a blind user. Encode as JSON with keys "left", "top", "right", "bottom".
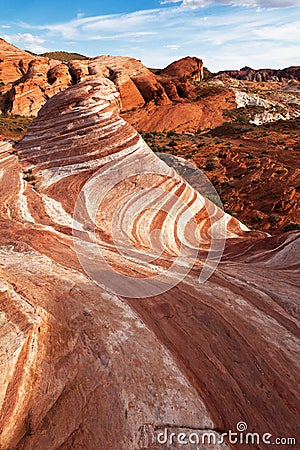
{"left": 0, "top": 76, "right": 299, "bottom": 449}
{"left": 122, "top": 88, "right": 236, "bottom": 132}
{"left": 0, "top": 39, "right": 73, "bottom": 116}
{"left": 68, "top": 55, "right": 171, "bottom": 107}
{"left": 160, "top": 56, "right": 204, "bottom": 82}
{"left": 7, "top": 59, "right": 72, "bottom": 116}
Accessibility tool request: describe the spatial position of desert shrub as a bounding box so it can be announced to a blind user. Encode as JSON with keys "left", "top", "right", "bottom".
{"left": 220, "top": 181, "right": 232, "bottom": 189}
{"left": 269, "top": 214, "right": 280, "bottom": 225}
{"left": 24, "top": 174, "right": 35, "bottom": 182}
{"left": 283, "top": 222, "right": 300, "bottom": 232}
{"left": 205, "top": 161, "right": 216, "bottom": 171}
{"left": 252, "top": 214, "right": 262, "bottom": 223}
{"left": 225, "top": 208, "right": 237, "bottom": 217}
{"left": 167, "top": 130, "right": 176, "bottom": 138}
{"left": 151, "top": 144, "right": 162, "bottom": 152}
{"left": 220, "top": 196, "right": 229, "bottom": 203}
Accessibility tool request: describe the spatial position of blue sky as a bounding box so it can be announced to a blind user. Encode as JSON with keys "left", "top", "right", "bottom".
{"left": 1, "top": 0, "right": 300, "bottom": 71}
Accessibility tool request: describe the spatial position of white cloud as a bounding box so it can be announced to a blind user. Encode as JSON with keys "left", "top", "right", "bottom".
{"left": 0, "top": 25, "right": 10, "bottom": 29}
{"left": 3, "top": 33, "right": 49, "bottom": 53}
{"left": 181, "top": 0, "right": 209, "bottom": 7}
{"left": 25, "top": 10, "right": 162, "bottom": 41}
{"left": 165, "top": 44, "right": 180, "bottom": 50}
{"left": 253, "top": 20, "right": 300, "bottom": 41}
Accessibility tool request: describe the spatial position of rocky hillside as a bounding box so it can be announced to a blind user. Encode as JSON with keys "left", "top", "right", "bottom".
{"left": 40, "top": 51, "right": 87, "bottom": 61}
{"left": 0, "top": 73, "right": 299, "bottom": 450}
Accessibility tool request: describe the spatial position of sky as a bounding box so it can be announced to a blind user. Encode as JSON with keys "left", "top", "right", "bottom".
{"left": 1, "top": 0, "right": 300, "bottom": 71}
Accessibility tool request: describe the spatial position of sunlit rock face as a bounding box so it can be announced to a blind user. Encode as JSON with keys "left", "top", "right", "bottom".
{"left": 0, "top": 39, "right": 72, "bottom": 116}
{"left": 0, "top": 38, "right": 36, "bottom": 84}
{"left": 0, "top": 76, "right": 299, "bottom": 449}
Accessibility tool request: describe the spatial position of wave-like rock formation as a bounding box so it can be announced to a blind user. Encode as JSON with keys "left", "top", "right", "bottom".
{"left": 0, "top": 76, "right": 299, "bottom": 449}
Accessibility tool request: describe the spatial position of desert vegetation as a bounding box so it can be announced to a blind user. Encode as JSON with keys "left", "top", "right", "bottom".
{"left": 0, "top": 114, "right": 33, "bottom": 140}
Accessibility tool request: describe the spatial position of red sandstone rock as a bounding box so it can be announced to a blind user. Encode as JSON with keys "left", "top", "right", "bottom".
{"left": 122, "top": 88, "right": 236, "bottom": 132}
{"left": 0, "top": 39, "right": 73, "bottom": 116}
{"left": 7, "top": 59, "right": 72, "bottom": 116}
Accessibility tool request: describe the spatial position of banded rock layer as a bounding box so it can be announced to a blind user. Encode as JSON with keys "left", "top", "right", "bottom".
{"left": 0, "top": 76, "right": 299, "bottom": 449}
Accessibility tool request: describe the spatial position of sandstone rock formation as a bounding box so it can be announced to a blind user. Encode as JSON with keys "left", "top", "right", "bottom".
{"left": 122, "top": 88, "right": 236, "bottom": 132}
{"left": 0, "top": 39, "right": 236, "bottom": 132}
{"left": 0, "top": 75, "right": 299, "bottom": 449}
{"left": 8, "top": 59, "right": 72, "bottom": 116}
{"left": 2, "top": 38, "right": 300, "bottom": 134}
{"left": 0, "top": 39, "right": 72, "bottom": 116}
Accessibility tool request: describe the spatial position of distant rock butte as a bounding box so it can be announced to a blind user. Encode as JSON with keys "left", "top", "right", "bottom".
{"left": 0, "top": 75, "right": 299, "bottom": 449}
{"left": 224, "top": 65, "right": 300, "bottom": 82}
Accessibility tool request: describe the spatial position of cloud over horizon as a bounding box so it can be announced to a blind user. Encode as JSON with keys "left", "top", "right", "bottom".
{"left": 163, "top": 0, "right": 300, "bottom": 7}
{"left": 2, "top": 33, "right": 49, "bottom": 53}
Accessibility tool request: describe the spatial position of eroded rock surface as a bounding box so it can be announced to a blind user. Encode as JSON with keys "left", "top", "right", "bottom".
{"left": 0, "top": 76, "right": 299, "bottom": 450}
